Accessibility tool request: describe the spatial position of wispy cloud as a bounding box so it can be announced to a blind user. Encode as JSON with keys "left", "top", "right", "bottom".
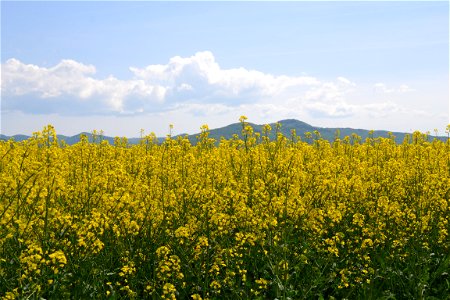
{"left": 373, "top": 82, "right": 415, "bottom": 94}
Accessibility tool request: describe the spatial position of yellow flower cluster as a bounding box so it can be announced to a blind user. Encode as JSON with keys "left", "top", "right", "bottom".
{"left": 1, "top": 122, "right": 449, "bottom": 299}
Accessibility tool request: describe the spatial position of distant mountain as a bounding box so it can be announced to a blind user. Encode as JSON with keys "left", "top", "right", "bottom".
{"left": 186, "top": 119, "right": 447, "bottom": 144}
{"left": 0, "top": 132, "right": 164, "bottom": 145}
{"left": 0, "top": 134, "right": 30, "bottom": 142}
{"left": 1, "top": 119, "right": 447, "bottom": 145}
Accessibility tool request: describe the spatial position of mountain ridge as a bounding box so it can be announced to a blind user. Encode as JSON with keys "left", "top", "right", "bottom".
{"left": 1, "top": 119, "right": 447, "bottom": 145}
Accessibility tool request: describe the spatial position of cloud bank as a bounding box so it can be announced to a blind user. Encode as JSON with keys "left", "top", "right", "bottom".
{"left": 2, "top": 51, "right": 415, "bottom": 119}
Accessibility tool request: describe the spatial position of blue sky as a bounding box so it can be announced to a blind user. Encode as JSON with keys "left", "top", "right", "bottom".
{"left": 1, "top": 1, "right": 449, "bottom": 136}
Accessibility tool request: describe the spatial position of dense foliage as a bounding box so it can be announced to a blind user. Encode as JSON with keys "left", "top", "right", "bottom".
{"left": 1, "top": 119, "right": 449, "bottom": 299}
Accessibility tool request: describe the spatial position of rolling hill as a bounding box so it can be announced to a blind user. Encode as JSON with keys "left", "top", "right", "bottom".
{"left": 1, "top": 119, "right": 447, "bottom": 145}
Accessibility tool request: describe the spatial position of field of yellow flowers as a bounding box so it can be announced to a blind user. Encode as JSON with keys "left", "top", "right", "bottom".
{"left": 1, "top": 119, "right": 449, "bottom": 299}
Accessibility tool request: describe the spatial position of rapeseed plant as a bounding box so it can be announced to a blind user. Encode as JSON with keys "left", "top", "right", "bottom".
{"left": 0, "top": 121, "right": 449, "bottom": 299}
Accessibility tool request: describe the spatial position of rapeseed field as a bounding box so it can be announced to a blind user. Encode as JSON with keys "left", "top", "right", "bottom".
{"left": 1, "top": 118, "right": 449, "bottom": 299}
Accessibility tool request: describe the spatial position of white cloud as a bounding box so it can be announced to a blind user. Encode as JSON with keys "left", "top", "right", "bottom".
{"left": 337, "top": 76, "right": 356, "bottom": 86}
{"left": 2, "top": 58, "right": 166, "bottom": 114}
{"left": 129, "top": 51, "right": 321, "bottom": 102}
{"left": 2, "top": 51, "right": 421, "bottom": 123}
{"left": 374, "top": 82, "right": 415, "bottom": 94}
{"left": 398, "top": 84, "right": 415, "bottom": 93}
